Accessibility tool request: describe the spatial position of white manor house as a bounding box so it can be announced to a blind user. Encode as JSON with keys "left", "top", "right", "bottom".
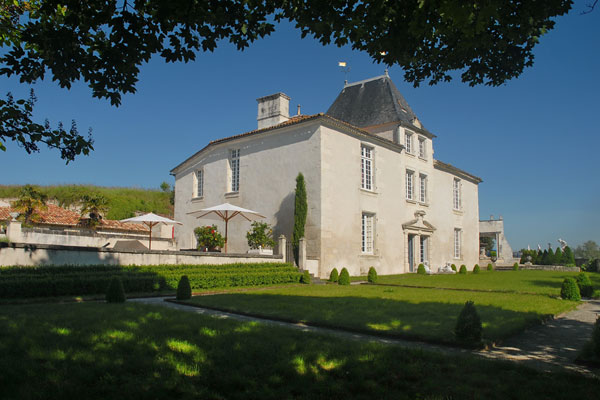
{"left": 171, "top": 74, "right": 482, "bottom": 278}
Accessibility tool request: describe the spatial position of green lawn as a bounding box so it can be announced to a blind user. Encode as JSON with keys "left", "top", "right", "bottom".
{"left": 184, "top": 284, "right": 578, "bottom": 344}
{"left": 0, "top": 302, "right": 597, "bottom": 399}
{"left": 366, "top": 270, "right": 600, "bottom": 296}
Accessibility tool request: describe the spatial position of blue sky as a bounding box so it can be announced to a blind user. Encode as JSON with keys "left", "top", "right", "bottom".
{"left": 1, "top": 2, "right": 599, "bottom": 250}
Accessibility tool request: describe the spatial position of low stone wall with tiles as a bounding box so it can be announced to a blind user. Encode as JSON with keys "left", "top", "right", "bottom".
{"left": 495, "top": 264, "right": 580, "bottom": 272}
{"left": 0, "top": 242, "right": 283, "bottom": 266}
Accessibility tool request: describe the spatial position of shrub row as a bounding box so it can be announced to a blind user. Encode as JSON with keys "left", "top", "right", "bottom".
{"left": 0, "top": 263, "right": 300, "bottom": 298}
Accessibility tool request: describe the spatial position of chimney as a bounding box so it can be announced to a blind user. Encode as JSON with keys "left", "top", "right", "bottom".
{"left": 256, "top": 92, "right": 290, "bottom": 129}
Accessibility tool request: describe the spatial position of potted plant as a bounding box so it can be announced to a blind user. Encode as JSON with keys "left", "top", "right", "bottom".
{"left": 490, "top": 250, "right": 497, "bottom": 262}
{"left": 246, "top": 221, "right": 276, "bottom": 255}
{"left": 194, "top": 225, "right": 225, "bottom": 252}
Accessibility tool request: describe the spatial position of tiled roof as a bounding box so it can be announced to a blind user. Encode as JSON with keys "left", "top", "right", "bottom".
{"left": 171, "top": 113, "right": 403, "bottom": 174}
{"left": 0, "top": 204, "right": 148, "bottom": 232}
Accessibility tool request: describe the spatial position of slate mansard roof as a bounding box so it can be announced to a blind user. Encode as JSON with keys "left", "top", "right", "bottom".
{"left": 326, "top": 74, "right": 428, "bottom": 133}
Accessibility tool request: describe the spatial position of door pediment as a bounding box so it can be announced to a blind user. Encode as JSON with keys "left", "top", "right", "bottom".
{"left": 403, "top": 210, "right": 436, "bottom": 233}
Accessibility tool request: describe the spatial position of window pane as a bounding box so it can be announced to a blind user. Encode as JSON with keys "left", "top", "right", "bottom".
{"left": 419, "top": 174, "right": 426, "bottom": 203}
{"left": 196, "top": 170, "right": 203, "bottom": 197}
{"left": 362, "top": 213, "right": 374, "bottom": 253}
{"left": 230, "top": 149, "right": 240, "bottom": 192}
{"left": 361, "top": 146, "right": 372, "bottom": 190}
{"left": 406, "top": 171, "right": 413, "bottom": 200}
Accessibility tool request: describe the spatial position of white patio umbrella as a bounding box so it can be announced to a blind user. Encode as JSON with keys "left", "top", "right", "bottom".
{"left": 188, "top": 203, "right": 265, "bottom": 253}
{"left": 120, "top": 212, "right": 182, "bottom": 250}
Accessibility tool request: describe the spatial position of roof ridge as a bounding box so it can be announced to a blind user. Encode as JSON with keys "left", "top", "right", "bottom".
{"left": 343, "top": 75, "right": 388, "bottom": 88}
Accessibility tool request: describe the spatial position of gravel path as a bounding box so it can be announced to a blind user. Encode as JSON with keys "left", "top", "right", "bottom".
{"left": 131, "top": 297, "right": 600, "bottom": 377}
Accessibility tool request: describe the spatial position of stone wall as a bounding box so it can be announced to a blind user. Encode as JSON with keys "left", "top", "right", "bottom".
{"left": 0, "top": 242, "right": 283, "bottom": 266}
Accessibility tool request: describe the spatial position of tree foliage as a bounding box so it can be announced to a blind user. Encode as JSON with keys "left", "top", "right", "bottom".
{"left": 11, "top": 184, "right": 47, "bottom": 225}
{"left": 79, "top": 193, "right": 109, "bottom": 227}
{"left": 0, "top": 90, "right": 93, "bottom": 162}
{"left": 574, "top": 241, "right": 600, "bottom": 260}
{"left": 292, "top": 172, "right": 307, "bottom": 264}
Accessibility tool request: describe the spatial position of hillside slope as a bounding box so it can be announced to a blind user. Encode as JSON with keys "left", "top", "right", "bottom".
{"left": 0, "top": 185, "right": 173, "bottom": 220}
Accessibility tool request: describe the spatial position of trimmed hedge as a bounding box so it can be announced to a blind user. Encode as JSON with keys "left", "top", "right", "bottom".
{"left": 338, "top": 268, "right": 350, "bottom": 285}
{"left": 561, "top": 278, "right": 581, "bottom": 301}
{"left": 576, "top": 273, "right": 594, "bottom": 298}
{"left": 0, "top": 263, "right": 301, "bottom": 299}
{"left": 367, "top": 266, "right": 378, "bottom": 283}
{"left": 459, "top": 265, "right": 467, "bottom": 274}
{"left": 473, "top": 264, "right": 480, "bottom": 274}
{"left": 417, "top": 264, "right": 426, "bottom": 275}
{"left": 487, "top": 263, "right": 494, "bottom": 271}
{"left": 329, "top": 268, "right": 339, "bottom": 283}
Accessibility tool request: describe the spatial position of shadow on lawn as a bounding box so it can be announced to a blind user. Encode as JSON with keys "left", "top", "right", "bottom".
{"left": 0, "top": 303, "right": 598, "bottom": 400}
{"left": 186, "top": 294, "right": 551, "bottom": 344}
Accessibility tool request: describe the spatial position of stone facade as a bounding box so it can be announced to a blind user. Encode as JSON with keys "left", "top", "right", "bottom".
{"left": 172, "top": 75, "right": 482, "bottom": 278}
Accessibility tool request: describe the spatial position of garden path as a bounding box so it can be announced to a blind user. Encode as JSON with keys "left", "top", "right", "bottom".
{"left": 132, "top": 297, "right": 600, "bottom": 377}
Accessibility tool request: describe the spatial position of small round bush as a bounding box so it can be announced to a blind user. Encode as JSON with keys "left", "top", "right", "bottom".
{"left": 367, "top": 266, "right": 378, "bottom": 283}
{"left": 473, "top": 264, "right": 480, "bottom": 274}
{"left": 576, "top": 273, "right": 594, "bottom": 297}
{"left": 593, "top": 316, "right": 600, "bottom": 358}
{"left": 459, "top": 265, "right": 467, "bottom": 274}
{"left": 300, "top": 270, "right": 311, "bottom": 284}
{"left": 451, "top": 264, "right": 457, "bottom": 272}
{"left": 487, "top": 263, "right": 494, "bottom": 271}
{"left": 106, "top": 277, "right": 126, "bottom": 303}
{"left": 176, "top": 275, "right": 192, "bottom": 300}
{"left": 329, "top": 268, "right": 339, "bottom": 283}
{"left": 560, "top": 277, "right": 581, "bottom": 301}
{"left": 512, "top": 262, "right": 519, "bottom": 271}
{"left": 338, "top": 268, "right": 350, "bottom": 285}
{"left": 417, "top": 263, "right": 426, "bottom": 275}
{"left": 455, "top": 301, "right": 482, "bottom": 347}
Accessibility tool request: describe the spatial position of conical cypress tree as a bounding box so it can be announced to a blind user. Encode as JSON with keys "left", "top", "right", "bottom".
{"left": 563, "top": 246, "right": 575, "bottom": 265}
{"left": 292, "top": 173, "right": 307, "bottom": 265}
{"left": 548, "top": 248, "right": 555, "bottom": 265}
{"left": 537, "top": 249, "right": 543, "bottom": 264}
{"left": 554, "top": 247, "right": 563, "bottom": 266}
{"left": 542, "top": 249, "right": 550, "bottom": 265}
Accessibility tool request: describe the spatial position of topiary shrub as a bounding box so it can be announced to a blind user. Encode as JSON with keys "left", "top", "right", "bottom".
{"left": 300, "top": 270, "right": 311, "bottom": 284}
{"left": 512, "top": 262, "right": 519, "bottom": 271}
{"left": 176, "top": 275, "right": 192, "bottom": 300}
{"left": 459, "top": 265, "right": 467, "bottom": 274}
{"left": 451, "top": 264, "right": 457, "bottom": 272}
{"left": 455, "top": 301, "right": 482, "bottom": 347}
{"left": 593, "top": 316, "right": 600, "bottom": 358}
{"left": 329, "top": 268, "right": 339, "bottom": 283}
{"left": 367, "top": 266, "right": 378, "bottom": 283}
{"left": 576, "top": 273, "right": 594, "bottom": 297}
{"left": 487, "top": 263, "right": 494, "bottom": 271}
{"left": 417, "top": 263, "right": 426, "bottom": 275}
{"left": 338, "top": 268, "right": 350, "bottom": 285}
{"left": 473, "top": 264, "right": 480, "bottom": 274}
{"left": 561, "top": 278, "right": 581, "bottom": 301}
{"left": 106, "top": 277, "right": 126, "bottom": 303}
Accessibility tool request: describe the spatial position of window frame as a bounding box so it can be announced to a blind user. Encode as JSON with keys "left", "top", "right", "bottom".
{"left": 419, "top": 173, "right": 427, "bottom": 203}
{"left": 405, "top": 170, "right": 414, "bottom": 200}
{"left": 229, "top": 149, "right": 240, "bottom": 193}
{"left": 405, "top": 131, "right": 413, "bottom": 154}
{"left": 418, "top": 137, "right": 427, "bottom": 159}
{"left": 361, "top": 212, "right": 375, "bottom": 254}
{"left": 453, "top": 178, "right": 461, "bottom": 210}
{"left": 194, "top": 169, "right": 204, "bottom": 198}
{"left": 361, "top": 145, "right": 374, "bottom": 191}
{"left": 454, "top": 228, "right": 462, "bottom": 259}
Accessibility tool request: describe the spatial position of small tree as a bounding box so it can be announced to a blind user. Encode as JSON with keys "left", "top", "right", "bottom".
{"left": 11, "top": 184, "right": 47, "bottom": 225}
{"left": 560, "top": 278, "right": 581, "bottom": 301}
{"left": 246, "top": 221, "right": 276, "bottom": 249}
{"left": 473, "top": 264, "right": 480, "bottom": 274}
{"left": 329, "top": 268, "right": 339, "bottom": 283}
{"left": 417, "top": 263, "right": 426, "bottom": 275}
{"left": 554, "top": 247, "right": 563, "bottom": 265}
{"left": 367, "top": 266, "right": 378, "bottom": 283}
{"left": 512, "top": 262, "right": 519, "bottom": 271}
{"left": 292, "top": 173, "right": 307, "bottom": 265}
{"left": 160, "top": 181, "right": 171, "bottom": 192}
{"left": 455, "top": 301, "right": 482, "bottom": 347}
{"left": 451, "top": 264, "right": 457, "bottom": 272}
{"left": 338, "top": 268, "right": 350, "bottom": 285}
{"left": 194, "top": 225, "right": 225, "bottom": 250}
{"left": 548, "top": 248, "right": 555, "bottom": 265}
{"left": 576, "top": 273, "right": 593, "bottom": 298}
{"left": 176, "top": 275, "right": 192, "bottom": 300}
{"left": 487, "top": 263, "right": 494, "bottom": 271}
{"left": 541, "top": 249, "right": 550, "bottom": 265}
{"left": 106, "top": 277, "right": 126, "bottom": 303}
{"left": 459, "top": 265, "right": 467, "bottom": 274}
{"left": 79, "top": 193, "right": 109, "bottom": 227}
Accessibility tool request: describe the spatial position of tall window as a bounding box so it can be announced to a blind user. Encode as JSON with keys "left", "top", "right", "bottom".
{"left": 229, "top": 149, "right": 240, "bottom": 192}
{"left": 454, "top": 229, "right": 462, "bottom": 259}
{"left": 195, "top": 169, "right": 204, "bottom": 198}
{"left": 361, "top": 145, "right": 373, "bottom": 191}
{"left": 419, "top": 174, "right": 427, "bottom": 203}
{"left": 418, "top": 137, "right": 426, "bottom": 159}
{"left": 361, "top": 213, "right": 374, "bottom": 254}
{"left": 420, "top": 236, "right": 428, "bottom": 263}
{"left": 406, "top": 170, "right": 414, "bottom": 200}
{"left": 453, "top": 178, "right": 461, "bottom": 210}
{"left": 405, "top": 132, "right": 413, "bottom": 154}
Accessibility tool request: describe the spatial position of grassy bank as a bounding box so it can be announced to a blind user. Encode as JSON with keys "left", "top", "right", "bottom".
{"left": 0, "top": 302, "right": 597, "bottom": 399}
